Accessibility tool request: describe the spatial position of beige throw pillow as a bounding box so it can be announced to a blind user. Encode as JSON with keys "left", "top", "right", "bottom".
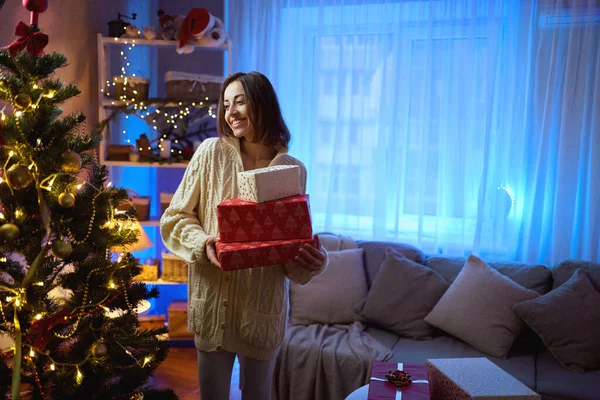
{"left": 424, "top": 254, "right": 539, "bottom": 358}
{"left": 290, "top": 248, "right": 368, "bottom": 325}
{"left": 356, "top": 247, "right": 448, "bottom": 339}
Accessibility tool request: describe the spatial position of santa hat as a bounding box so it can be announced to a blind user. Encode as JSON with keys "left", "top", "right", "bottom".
{"left": 178, "top": 8, "right": 215, "bottom": 49}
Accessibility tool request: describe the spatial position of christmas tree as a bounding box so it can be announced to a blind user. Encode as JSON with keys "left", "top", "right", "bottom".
{"left": 0, "top": 2, "right": 177, "bottom": 399}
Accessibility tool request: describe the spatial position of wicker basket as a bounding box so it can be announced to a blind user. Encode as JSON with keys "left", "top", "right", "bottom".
{"left": 165, "top": 71, "right": 223, "bottom": 102}
{"left": 161, "top": 252, "right": 188, "bottom": 282}
{"left": 107, "top": 76, "right": 149, "bottom": 102}
{"left": 133, "top": 263, "right": 159, "bottom": 281}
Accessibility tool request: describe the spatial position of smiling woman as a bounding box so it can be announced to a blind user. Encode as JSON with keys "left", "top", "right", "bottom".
{"left": 160, "top": 70, "right": 328, "bottom": 400}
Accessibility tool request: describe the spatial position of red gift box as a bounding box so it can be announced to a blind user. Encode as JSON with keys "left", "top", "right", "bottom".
{"left": 215, "top": 238, "right": 316, "bottom": 271}
{"left": 367, "top": 362, "right": 429, "bottom": 400}
{"left": 216, "top": 194, "right": 312, "bottom": 243}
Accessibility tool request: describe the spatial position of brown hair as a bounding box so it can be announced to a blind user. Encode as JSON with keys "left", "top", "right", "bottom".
{"left": 217, "top": 71, "right": 291, "bottom": 147}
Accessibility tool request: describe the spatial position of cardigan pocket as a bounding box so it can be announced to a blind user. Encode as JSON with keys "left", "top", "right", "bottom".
{"left": 188, "top": 298, "right": 216, "bottom": 338}
{"left": 240, "top": 308, "right": 285, "bottom": 349}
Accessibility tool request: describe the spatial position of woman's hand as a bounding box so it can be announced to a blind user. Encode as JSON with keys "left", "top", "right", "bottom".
{"left": 205, "top": 237, "right": 221, "bottom": 268}
{"left": 293, "top": 234, "right": 326, "bottom": 272}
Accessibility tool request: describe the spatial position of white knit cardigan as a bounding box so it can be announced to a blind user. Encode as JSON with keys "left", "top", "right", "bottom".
{"left": 160, "top": 136, "right": 327, "bottom": 360}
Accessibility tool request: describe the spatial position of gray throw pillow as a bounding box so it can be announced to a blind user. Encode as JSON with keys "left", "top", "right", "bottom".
{"left": 424, "top": 254, "right": 539, "bottom": 358}
{"left": 512, "top": 269, "right": 600, "bottom": 374}
{"left": 356, "top": 247, "right": 448, "bottom": 339}
{"left": 290, "top": 248, "right": 368, "bottom": 325}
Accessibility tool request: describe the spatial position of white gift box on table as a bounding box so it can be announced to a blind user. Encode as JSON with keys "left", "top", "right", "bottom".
{"left": 426, "top": 358, "right": 541, "bottom": 400}
{"left": 237, "top": 165, "right": 300, "bottom": 203}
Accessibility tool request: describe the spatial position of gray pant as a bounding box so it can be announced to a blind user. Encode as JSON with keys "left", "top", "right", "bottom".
{"left": 197, "top": 349, "right": 276, "bottom": 400}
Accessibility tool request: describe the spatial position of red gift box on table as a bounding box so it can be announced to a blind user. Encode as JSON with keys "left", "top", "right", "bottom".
{"left": 215, "top": 238, "right": 317, "bottom": 271}
{"left": 217, "top": 195, "right": 312, "bottom": 243}
{"left": 368, "top": 362, "right": 429, "bottom": 400}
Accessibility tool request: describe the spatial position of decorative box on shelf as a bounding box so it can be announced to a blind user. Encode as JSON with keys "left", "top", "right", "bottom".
{"left": 168, "top": 300, "right": 193, "bottom": 339}
{"left": 118, "top": 195, "right": 151, "bottom": 221}
{"left": 161, "top": 252, "right": 188, "bottom": 282}
{"left": 106, "top": 76, "right": 149, "bottom": 102}
{"left": 106, "top": 144, "right": 133, "bottom": 161}
{"left": 160, "top": 193, "right": 174, "bottom": 215}
{"left": 165, "top": 71, "right": 223, "bottom": 102}
{"left": 138, "top": 314, "right": 166, "bottom": 331}
{"left": 426, "top": 358, "right": 541, "bottom": 399}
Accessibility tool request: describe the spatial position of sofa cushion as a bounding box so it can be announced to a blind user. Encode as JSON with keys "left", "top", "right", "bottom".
{"left": 358, "top": 241, "right": 424, "bottom": 288}
{"left": 290, "top": 248, "right": 368, "bottom": 325}
{"left": 357, "top": 248, "right": 448, "bottom": 339}
{"left": 552, "top": 260, "right": 600, "bottom": 290}
{"left": 387, "top": 336, "right": 536, "bottom": 390}
{"left": 536, "top": 350, "right": 600, "bottom": 400}
{"left": 425, "top": 256, "right": 552, "bottom": 294}
{"left": 317, "top": 232, "right": 358, "bottom": 252}
{"left": 424, "top": 254, "right": 539, "bottom": 358}
{"left": 513, "top": 269, "right": 600, "bottom": 374}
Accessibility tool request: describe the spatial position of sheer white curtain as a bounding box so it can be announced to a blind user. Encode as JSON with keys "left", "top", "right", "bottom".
{"left": 228, "top": 0, "right": 599, "bottom": 264}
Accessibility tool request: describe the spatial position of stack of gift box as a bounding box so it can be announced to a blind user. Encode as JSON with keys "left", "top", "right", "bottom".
{"left": 215, "top": 165, "right": 316, "bottom": 271}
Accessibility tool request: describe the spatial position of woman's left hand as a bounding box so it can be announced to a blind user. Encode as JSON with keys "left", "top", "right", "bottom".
{"left": 293, "top": 234, "right": 326, "bottom": 272}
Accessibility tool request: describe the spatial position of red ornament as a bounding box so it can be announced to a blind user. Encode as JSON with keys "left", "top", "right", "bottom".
{"left": 23, "top": 0, "right": 48, "bottom": 26}
{"left": 23, "top": 0, "right": 48, "bottom": 13}
{"left": 2, "top": 21, "right": 49, "bottom": 57}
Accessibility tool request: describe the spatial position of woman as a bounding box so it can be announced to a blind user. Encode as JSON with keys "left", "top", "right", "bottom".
{"left": 160, "top": 71, "right": 327, "bottom": 399}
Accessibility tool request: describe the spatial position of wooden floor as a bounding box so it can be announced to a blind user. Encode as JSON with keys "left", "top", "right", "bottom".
{"left": 150, "top": 347, "right": 241, "bottom": 400}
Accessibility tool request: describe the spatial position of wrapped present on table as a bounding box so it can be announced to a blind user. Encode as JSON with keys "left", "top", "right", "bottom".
{"left": 237, "top": 165, "right": 300, "bottom": 203}
{"left": 215, "top": 237, "right": 316, "bottom": 271}
{"left": 217, "top": 194, "right": 312, "bottom": 243}
{"left": 426, "top": 358, "right": 541, "bottom": 399}
{"left": 367, "top": 362, "right": 429, "bottom": 400}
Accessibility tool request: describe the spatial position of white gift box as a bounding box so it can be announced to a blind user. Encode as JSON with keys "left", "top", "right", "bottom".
{"left": 426, "top": 358, "right": 541, "bottom": 400}
{"left": 237, "top": 165, "right": 300, "bottom": 203}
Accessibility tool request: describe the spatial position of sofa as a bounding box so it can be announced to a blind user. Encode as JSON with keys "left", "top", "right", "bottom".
{"left": 273, "top": 233, "right": 600, "bottom": 400}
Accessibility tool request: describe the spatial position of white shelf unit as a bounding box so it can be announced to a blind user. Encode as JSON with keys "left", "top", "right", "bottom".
{"left": 96, "top": 33, "right": 231, "bottom": 166}
{"left": 96, "top": 33, "right": 230, "bottom": 283}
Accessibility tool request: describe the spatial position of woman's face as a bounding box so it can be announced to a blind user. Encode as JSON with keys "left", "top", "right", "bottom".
{"left": 223, "top": 80, "right": 254, "bottom": 140}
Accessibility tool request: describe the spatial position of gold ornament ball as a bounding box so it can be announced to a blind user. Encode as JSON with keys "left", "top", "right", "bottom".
{"left": 58, "top": 192, "right": 76, "bottom": 208}
{"left": 60, "top": 151, "right": 82, "bottom": 174}
{"left": 6, "top": 164, "right": 34, "bottom": 190}
{"left": 14, "top": 93, "right": 32, "bottom": 109}
{"left": 51, "top": 239, "right": 72, "bottom": 259}
{"left": 91, "top": 343, "right": 108, "bottom": 358}
{"left": 133, "top": 393, "right": 144, "bottom": 400}
{"left": 0, "top": 223, "right": 20, "bottom": 241}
